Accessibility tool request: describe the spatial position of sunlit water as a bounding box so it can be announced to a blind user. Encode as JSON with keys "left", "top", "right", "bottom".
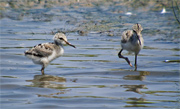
{"left": 1, "top": 1, "right": 180, "bottom": 108}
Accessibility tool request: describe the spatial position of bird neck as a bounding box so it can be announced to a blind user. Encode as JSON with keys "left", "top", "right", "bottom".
{"left": 54, "top": 40, "right": 63, "bottom": 47}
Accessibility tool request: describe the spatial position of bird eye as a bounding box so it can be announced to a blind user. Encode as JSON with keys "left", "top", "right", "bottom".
{"left": 59, "top": 38, "right": 64, "bottom": 40}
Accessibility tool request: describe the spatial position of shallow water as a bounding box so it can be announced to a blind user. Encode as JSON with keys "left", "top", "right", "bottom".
{"left": 1, "top": 1, "right": 180, "bottom": 109}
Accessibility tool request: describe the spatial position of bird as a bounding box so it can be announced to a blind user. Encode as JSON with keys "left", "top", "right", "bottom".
{"left": 118, "top": 23, "right": 144, "bottom": 70}
{"left": 24, "top": 33, "right": 76, "bottom": 75}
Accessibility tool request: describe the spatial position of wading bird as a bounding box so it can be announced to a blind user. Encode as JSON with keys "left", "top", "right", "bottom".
{"left": 118, "top": 23, "right": 144, "bottom": 70}
{"left": 25, "top": 33, "right": 76, "bottom": 75}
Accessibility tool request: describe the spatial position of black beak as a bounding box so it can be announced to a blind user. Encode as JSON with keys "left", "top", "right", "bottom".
{"left": 59, "top": 37, "right": 76, "bottom": 48}
{"left": 63, "top": 40, "right": 76, "bottom": 48}
{"left": 60, "top": 38, "right": 76, "bottom": 48}
{"left": 133, "top": 30, "right": 141, "bottom": 45}
{"left": 137, "top": 35, "right": 141, "bottom": 45}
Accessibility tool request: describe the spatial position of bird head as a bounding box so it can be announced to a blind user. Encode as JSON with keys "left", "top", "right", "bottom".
{"left": 53, "top": 33, "right": 76, "bottom": 48}
{"left": 132, "top": 24, "right": 143, "bottom": 45}
{"left": 132, "top": 23, "right": 143, "bottom": 34}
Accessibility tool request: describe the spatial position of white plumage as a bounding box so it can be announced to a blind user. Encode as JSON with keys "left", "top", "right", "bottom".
{"left": 25, "top": 33, "right": 75, "bottom": 75}
{"left": 118, "top": 24, "right": 144, "bottom": 70}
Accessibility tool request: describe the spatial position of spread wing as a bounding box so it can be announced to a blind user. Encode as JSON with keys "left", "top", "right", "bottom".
{"left": 121, "top": 30, "right": 133, "bottom": 43}
{"left": 25, "top": 43, "right": 55, "bottom": 57}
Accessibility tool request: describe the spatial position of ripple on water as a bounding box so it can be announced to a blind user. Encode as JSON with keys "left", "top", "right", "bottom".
{"left": 1, "top": 0, "right": 180, "bottom": 108}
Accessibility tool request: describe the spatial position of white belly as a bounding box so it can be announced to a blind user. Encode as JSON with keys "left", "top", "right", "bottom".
{"left": 26, "top": 47, "right": 64, "bottom": 66}
{"left": 121, "top": 41, "right": 143, "bottom": 54}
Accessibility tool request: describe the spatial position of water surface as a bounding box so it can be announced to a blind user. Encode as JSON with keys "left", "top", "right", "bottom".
{"left": 0, "top": 0, "right": 180, "bottom": 108}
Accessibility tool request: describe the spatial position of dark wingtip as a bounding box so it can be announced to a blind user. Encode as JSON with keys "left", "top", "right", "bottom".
{"left": 24, "top": 51, "right": 43, "bottom": 57}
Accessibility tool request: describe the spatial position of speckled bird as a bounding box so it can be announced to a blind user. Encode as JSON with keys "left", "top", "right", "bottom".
{"left": 25, "top": 33, "right": 76, "bottom": 75}
{"left": 118, "top": 23, "right": 144, "bottom": 70}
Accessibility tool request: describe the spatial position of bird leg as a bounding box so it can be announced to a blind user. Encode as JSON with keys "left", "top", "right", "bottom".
{"left": 41, "top": 65, "right": 45, "bottom": 75}
{"left": 134, "top": 54, "right": 137, "bottom": 71}
{"left": 118, "top": 49, "right": 133, "bottom": 67}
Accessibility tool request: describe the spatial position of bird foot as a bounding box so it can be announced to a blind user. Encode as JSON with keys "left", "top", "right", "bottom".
{"left": 125, "top": 57, "right": 133, "bottom": 67}
{"left": 41, "top": 70, "right": 45, "bottom": 75}
{"left": 41, "top": 68, "right": 45, "bottom": 75}
{"left": 129, "top": 63, "right": 133, "bottom": 67}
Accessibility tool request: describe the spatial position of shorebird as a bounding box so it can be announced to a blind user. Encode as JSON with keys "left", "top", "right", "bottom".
{"left": 25, "top": 33, "right": 76, "bottom": 75}
{"left": 118, "top": 23, "right": 144, "bottom": 70}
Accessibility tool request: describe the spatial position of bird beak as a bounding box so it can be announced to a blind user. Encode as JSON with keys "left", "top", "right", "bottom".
{"left": 64, "top": 40, "right": 76, "bottom": 48}
{"left": 137, "top": 35, "right": 141, "bottom": 45}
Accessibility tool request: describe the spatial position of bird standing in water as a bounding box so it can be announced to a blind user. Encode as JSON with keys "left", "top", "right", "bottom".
{"left": 25, "top": 33, "right": 76, "bottom": 75}
{"left": 118, "top": 23, "right": 144, "bottom": 70}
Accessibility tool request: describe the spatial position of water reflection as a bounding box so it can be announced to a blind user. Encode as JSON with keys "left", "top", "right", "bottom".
{"left": 25, "top": 75, "right": 78, "bottom": 98}
{"left": 121, "top": 84, "right": 147, "bottom": 94}
{"left": 121, "top": 71, "right": 150, "bottom": 94}
{"left": 125, "top": 97, "right": 152, "bottom": 108}
{"left": 26, "top": 75, "right": 66, "bottom": 89}
{"left": 121, "top": 71, "right": 151, "bottom": 107}
{"left": 123, "top": 71, "right": 150, "bottom": 81}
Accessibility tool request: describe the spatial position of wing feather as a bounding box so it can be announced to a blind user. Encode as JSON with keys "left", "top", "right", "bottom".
{"left": 121, "top": 30, "right": 133, "bottom": 43}
{"left": 25, "top": 43, "right": 54, "bottom": 57}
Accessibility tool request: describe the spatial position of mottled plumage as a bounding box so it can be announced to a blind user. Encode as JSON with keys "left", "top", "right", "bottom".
{"left": 118, "top": 23, "right": 144, "bottom": 70}
{"left": 25, "top": 33, "right": 76, "bottom": 75}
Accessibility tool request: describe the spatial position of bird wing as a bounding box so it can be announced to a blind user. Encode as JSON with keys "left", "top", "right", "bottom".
{"left": 25, "top": 43, "right": 55, "bottom": 57}
{"left": 121, "top": 30, "right": 133, "bottom": 43}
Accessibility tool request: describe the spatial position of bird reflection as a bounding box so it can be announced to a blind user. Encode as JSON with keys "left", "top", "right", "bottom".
{"left": 121, "top": 84, "right": 147, "bottom": 94}
{"left": 26, "top": 74, "right": 78, "bottom": 98}
{"left": 123, "top": 71, "right": 150, "bottom": 81}
{"left": 125, "top": 97, "right": 147, "bottom": 107}
{"left": 128, "top": 97, "right": 146, "bottom": 102}
{"left": 121, "top": 71, "right": 150, "bottom": 94}
{"left": 26, "top": 75, "right": 66, "bottom": 89}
